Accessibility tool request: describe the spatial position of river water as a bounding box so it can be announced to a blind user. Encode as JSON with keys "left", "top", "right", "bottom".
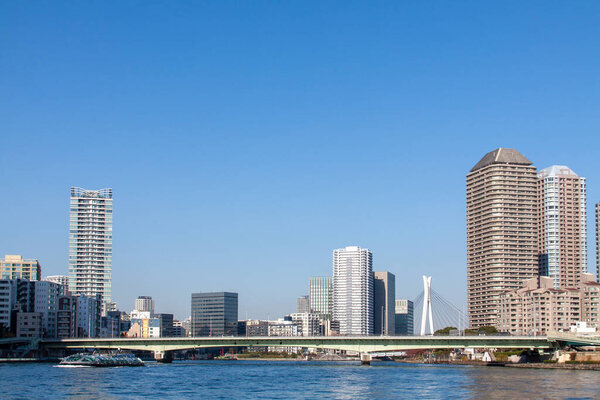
{"left": 0, "top": 360, "right": 598, "bottom": 399}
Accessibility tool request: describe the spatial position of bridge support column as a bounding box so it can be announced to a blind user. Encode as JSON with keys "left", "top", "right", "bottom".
{"left": 360, "top": 353, "right": 372, "bottom": 366}
{"left": 154, "top": 350, "right": 173, "bottom": 363}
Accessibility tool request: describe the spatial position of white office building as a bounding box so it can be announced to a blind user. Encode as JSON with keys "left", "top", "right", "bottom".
{"left": 291, "top": 312, "right": 322, "bottom": 336}
{"left": 332, "top": 246, "right": 373, "bottom": 335}
{"left": 134, "top": 296, "right": 155, "bottom": 315}
{"left": 69, "top": 187, "right": 113, "bottom": 302}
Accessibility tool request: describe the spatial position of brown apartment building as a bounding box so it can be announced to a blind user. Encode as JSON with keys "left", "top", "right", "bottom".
{"left": 498, "top": 273, "right": 600, "bottom": 335}
{"left": 466, "top": 148, "right": 539, "bottom": 328}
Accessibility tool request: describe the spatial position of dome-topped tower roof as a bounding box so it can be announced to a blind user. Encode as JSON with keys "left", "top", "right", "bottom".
{"left": 470, "top": 148, "right": 532, "bottom": 172}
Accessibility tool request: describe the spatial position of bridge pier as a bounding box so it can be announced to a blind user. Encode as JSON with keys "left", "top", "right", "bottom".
{"left": 153, "top": 350, "right": 173, "bottom": 363}
{"left": 360, "top": 353, "right": 372, "bottom": 366}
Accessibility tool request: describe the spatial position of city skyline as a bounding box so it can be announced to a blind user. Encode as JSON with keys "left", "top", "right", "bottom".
{"left": 2, "top": 3, "right": 600, "bottom": 320}
{"left": 2, "top": 146, "right": 599, "bottom": 322}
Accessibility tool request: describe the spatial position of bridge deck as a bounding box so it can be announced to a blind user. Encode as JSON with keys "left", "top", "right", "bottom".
{"left": 41, "top": 335, "right": 554, "bottom": 353}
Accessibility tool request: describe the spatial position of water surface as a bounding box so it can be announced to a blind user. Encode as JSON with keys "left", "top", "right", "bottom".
{"left": 0, "top": 360, "right": 598, "bottom": 399}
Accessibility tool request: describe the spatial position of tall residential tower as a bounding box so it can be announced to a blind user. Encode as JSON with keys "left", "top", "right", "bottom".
{"left": 68, "top": 187, "right": 113, "bottom": 302}
{"left": 538, "top": 166, "right": 587, "bottom": 289}
{"left": 466, "top": 149, "right": 539, "bottom": 328}
{"left": 332, "top": 246, "right": 373, "bottom": 335}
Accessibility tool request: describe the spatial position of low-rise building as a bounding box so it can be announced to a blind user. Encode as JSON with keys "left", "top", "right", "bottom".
{"left": 268, "top": 318, "right": 300, "bottom": 337}
{"left": 267, "top": 317, "right": 300, "bottom": 353}
{"left": 291, "top": 313, "right": 322, "bottom": 336}
{"left": 34, "top": 281, "right": 59, "bottom": 338}
{"left": 240, "top": 319, "right": 269, "bottom": 336}
{"left": 76, "top": 294, "right": 101, "bottom": 338}
{"left": 44, "top": 276, "right": 70, "bottom": 295}
{"left": 156, "top": 313, "right": 174, "bottom": 337}
{"left": 1, "top": 255, "right": 41, "bottom": 281}
{"left": 0, "top": 280, "right": 17, "bottom": 330}
{"left": 129, "top": 317, "right": 161, "bottom": 338}
{"left": 172, "top": 319, "right": 186, "bottom": 337}
{"left": 16, "top": 312, "right": 42, "bottom": 338}
{"left": 498, "top": 274, "right": 600, "bottom": 335}
{"left": 395, "top": 299, "right": 414, "bottom": 335}
{"left": 101, "top": 310, "right": 128, "bottom": 338}
{"left": 57, "top": 295, "right": 77, "bottom": 338}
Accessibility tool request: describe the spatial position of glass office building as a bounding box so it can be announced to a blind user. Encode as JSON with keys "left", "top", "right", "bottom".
{"left": 191, "top": 292, "right": 238, "bottom": 336}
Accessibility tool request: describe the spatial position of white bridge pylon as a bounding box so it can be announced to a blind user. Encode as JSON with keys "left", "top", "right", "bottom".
{"left": 420, "top": 275, "right": 434, "bottom": 336}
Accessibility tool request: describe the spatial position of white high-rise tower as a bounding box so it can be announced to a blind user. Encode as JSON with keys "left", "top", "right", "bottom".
{"left": 538, "top": 166, "right": 587, "bottom": 289}
{"left": 68, "top": 187, "right": 113, "bottom": 302}
{"left": 332, "top": 246, "right": 373, "bottom": 335}
{"left": 420, "top": 275, "right": 434, "bottom": 335}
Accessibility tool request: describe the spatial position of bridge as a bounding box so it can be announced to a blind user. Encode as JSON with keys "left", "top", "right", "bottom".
{"left": 40, "top": 335, "right": 558, "bottom": 361}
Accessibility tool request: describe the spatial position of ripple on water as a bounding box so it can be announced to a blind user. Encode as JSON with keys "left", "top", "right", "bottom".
{"left": 1, "top": 361, "right": 599, "bottom": 399}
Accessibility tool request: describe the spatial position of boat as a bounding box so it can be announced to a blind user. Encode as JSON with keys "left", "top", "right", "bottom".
{"left": 215, "top": 353, "right": 236, "bottom": 360}
{"left": 59, "top": 352, "right": 144, "bottom": 367}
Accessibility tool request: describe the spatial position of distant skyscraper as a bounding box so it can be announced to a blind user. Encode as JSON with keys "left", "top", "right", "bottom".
{"left": 1, "top": 255, "right": 41, "bottom": 280}
{"left": 467, "top": 148, "right": 539, "bottom": 328}
{"left": 68, "top": 187, "right": 113, "bottom": 302}
{"left": 190, "top": 292, "right": 238, "bottom": 336}
{"left": 309, "top": 276, "right": 332, "bottom": 318}
{"left": 538, "top": 166, "right": 587, "bottom": 289}
{"left": 373, "top": 271, "right": 395, "bottom": 335}
{"left": 394, "top": 299, "right": 414, "bottom": 335}
{"left": 135, "top": 296, "right": 155, "bottom": 315}
{"left": 296, "top": 295, "right": 309, "bottom": 313}
{"left": 332, "top": 246, "right": 373, "bottom": 335}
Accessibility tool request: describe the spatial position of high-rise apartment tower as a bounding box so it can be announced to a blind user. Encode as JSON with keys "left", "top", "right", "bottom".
{"left": 68, "top": 187, "right": 113, "bottom": 302}
{"left": 538, "top": 166, "right": 587, "bottom": 289}
{"left": 332, "top": 246, "right": 373, "bottom": 335}
{"left": 466, "top": 149, "right": 539, "bottom": 328}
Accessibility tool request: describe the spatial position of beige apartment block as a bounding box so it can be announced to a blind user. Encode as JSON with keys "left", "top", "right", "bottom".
{"left": 1, "top": 255, "right": 41, "bottom": 281}
{"left": 466, "top": 148, "right": 539, "bottom": 328}
{"left": 498, "top": 274, "right": 600, "bottom": 335}
{"left": 538, "top": 166, "right": 587, "bottom": 289}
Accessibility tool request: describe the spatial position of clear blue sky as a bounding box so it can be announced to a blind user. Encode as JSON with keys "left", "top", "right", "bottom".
{"left": 1, "top": 2, "right": 599, "bottom": 320}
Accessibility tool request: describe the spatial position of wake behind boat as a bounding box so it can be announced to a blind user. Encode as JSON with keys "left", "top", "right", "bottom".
{"left": 59, "top": 352, "right": 144, "bottom": 367}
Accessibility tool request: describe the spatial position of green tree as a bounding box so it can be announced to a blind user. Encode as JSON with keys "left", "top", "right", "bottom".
{"left": 434, "top": 326, "right": 457, "bottom": 336}
{"left": 477, "top": 326, "right": 498, "bottom": 335}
